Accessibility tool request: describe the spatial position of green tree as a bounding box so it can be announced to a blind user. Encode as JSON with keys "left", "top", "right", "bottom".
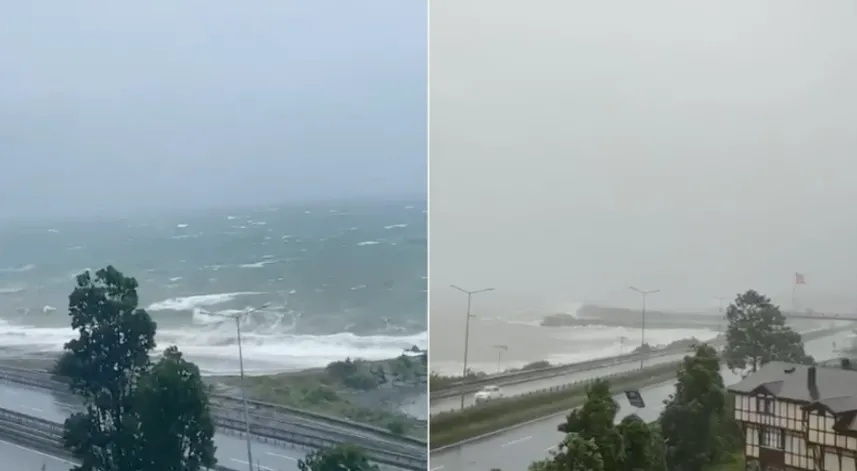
{"left": 59, "top": 267, "right": 158, "bottom": 471}
{"left": 557, "top": 379, "right": 624, "bottom": 471}
{"left": 135, "top": 346, "right": 217, "bottom": 471}
{"left": 723, "top": 290, "right": 813, "bottom": 374}
{"left": 298, "top": 444, "right": 379, "bottom": 471}
{"left": 616, "top": 414, "right": 653, "bottom": 471}
{"left": 659, "top": 344, "right": 733, "bottom": 471}
{"left": 533, "top": 433, "right": 605, "bottom": 471}
{"left": 58, "top": 266, "right": 217, "bottom": 471}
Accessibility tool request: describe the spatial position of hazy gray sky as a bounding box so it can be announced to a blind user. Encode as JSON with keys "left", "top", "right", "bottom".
{"left": 430, "top": 1, "right": 857, "bottom": 315}
{"left": 0, "top": 2, "right": 426, "bottom": 218}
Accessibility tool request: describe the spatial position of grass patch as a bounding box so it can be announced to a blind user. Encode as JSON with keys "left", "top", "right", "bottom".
{"left": 430, "top": 361, "right": 682, "bottom": 448}
{"left": 217, "top": 354, "right": 427, "bottom": 438}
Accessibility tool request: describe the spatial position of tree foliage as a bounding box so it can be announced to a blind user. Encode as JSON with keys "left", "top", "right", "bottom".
{"left": 135, "top": 347, "right": 217, "bottom": 471}
{"left": 722, "top": 290, "right": 813, "bottom": 374}
{"left": 616, "top": 415, "right": 654, "bottom": 471}
{"left": 530, "top": 433, "right": 605, "bottom": 471}
{"left": 297, "top": 444, "right": 379, "bottom": 471}
{"left": 552, "top": 379, "right": 655, "bottom": 471}
{"left": 57, "top": 266, "right": 217, "bottom": 471}
{"left": 659, "top": 344, "right": 737, "bottom": 471}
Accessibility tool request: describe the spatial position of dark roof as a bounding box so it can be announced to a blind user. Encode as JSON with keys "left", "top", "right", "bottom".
{"left": 728, "top": 361, "right": 857, "bottom": 414}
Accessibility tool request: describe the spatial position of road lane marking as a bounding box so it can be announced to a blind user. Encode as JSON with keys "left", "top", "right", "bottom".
{"left": 0, "top": 437, "right": 75, "bottom": 465}
{"left": 266, "top": 451, "right": 297, "bottom": 462}
{"left": 25, "top": 406, "right": 43, "bottom": 413}
{"left": 500, "top": 435, "right": 532, "bottom": 448}
{"left": 230, "top": 458, "right": 274, "bottom": 471}
{"left": 430, "top": 466, "right": 445, "bottom": 471}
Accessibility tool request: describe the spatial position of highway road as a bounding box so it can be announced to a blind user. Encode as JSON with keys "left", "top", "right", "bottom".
{"left": 429, "top": 331, "right": 851, "bottom": 471}
{"left": 0, "top": 380, "right": 408, "bottom": 471}
{"left": 0, "top": 438, "right": 74, "bottom": 471}
{"left": 431, "top": 352, "right": 689, "bottom": 414}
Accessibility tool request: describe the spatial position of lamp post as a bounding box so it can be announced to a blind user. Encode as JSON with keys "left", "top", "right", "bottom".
{"left": 713, "top": 296, "right": 727, "bottom": 333}
{"left": 629, "top": 286, "right": 660, "bottom": 369}
{"left": 493, "top": 344, "right": 508, "bottom": 373}
{"left": 209, "top": 302, "right": 271, "bottom": 471}
{"left": 450, "top": 284, "right": 494, "bottom": 410}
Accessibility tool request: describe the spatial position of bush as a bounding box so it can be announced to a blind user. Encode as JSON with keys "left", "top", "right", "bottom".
{"left": 325, "top": 358, "right": 383, "bottom": 390}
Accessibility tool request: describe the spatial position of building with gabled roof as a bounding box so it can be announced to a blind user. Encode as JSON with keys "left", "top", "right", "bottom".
{"left": 728, "top": 361, "right": 857, "bottom": 471}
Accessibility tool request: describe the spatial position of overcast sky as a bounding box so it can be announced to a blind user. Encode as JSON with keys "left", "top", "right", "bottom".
{"left": 0, "top": 2, "right": 426, "bottom": 218}
{"left": 430, "top": 0, "right": 857, "bottom": 315}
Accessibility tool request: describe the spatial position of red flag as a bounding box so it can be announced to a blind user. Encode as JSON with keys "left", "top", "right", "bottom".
{"left": 795, "top": 272, "right": 806, "bottom": 285}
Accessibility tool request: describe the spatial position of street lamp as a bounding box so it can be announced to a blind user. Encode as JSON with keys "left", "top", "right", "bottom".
{"left": 493, "top": 344, "right": 508, "bottom": 373}
{"left": 208, "top": 302, "right": 271, "bottom": 471}
{"left": 450, "top": 284, "right": 494, "bottom": 410}
{"left": 713, "top": 296, "right": 728, "bottom": 333}
{"left": 629, "top": 286, "right": 660, "bottom": 369}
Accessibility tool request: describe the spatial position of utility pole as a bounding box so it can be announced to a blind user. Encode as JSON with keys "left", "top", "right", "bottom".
{"left": 629, "top": 286, "right": 660, "bottom": 369}
{"left": 493, "top": 344, "right": 508, "bottom": 373}
{"left": 713, "top": 296, "right": 728, "bottom": 333}
{"left": 451, "top": 284, "right": 494, "bottom": 410}
{"left": 210, "top": 302, "right": 271, "bottom": 471}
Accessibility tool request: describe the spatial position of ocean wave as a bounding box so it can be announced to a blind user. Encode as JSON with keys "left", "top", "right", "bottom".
{"left": 0, "top": 318, "right": 426, "bottom": 374}
{"left": 147, "top": 292, "right": 263, "bottom": 311}
{"left": 0, "top": 264, "right": 35, "bottom": 274}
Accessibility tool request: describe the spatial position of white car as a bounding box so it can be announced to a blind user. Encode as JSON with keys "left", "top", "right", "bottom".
{"left": 474, "top": 385, "right": 503, "bottom": 404}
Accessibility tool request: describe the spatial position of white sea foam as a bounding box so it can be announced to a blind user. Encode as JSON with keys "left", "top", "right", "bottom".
{"left": 147, "top": 292, "right": 263, "bottom": 311}
{"left": 0, "top": 264, "right": 35, "bottom": 273}
{"left": 239, "top": 259, "right": 279, "bottom": 269}
{"left": 0, "top": 319, "right": 427, "bottom": 375}
{"left": 357, "top": 240, "right": 380, "bottom": 246}
{"left": 384, "top": 224, "right": 408, "bottom": 230}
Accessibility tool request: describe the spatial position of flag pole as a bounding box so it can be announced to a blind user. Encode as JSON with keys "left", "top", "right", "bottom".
{"left": 792, "top": 282, "right": 797, "bottom": 313}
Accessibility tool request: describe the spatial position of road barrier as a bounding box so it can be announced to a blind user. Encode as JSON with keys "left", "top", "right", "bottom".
{"left": 0, "top": 405, "right": 426, "bottom": 471}
{"left": 0, "top": 367, "right": 427, "bottom": 469}
{"left": 431, "top": 325, "right": 851, "bottom": 413}
{"left": 431, "top": 344, "right": 712, "bottom": 399}
{"left": 431, "top": 325, "right": 849, "bottom": 399}
{"left": 0, "top": 407, "right": 239, "bottom": 471}
{"left": 0, "top": 365, "right": 426, "bottom": 451}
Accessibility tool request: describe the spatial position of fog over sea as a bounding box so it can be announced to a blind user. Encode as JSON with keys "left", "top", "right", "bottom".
{"left": 0, "top": 198, "right": 427, "bottom": 376}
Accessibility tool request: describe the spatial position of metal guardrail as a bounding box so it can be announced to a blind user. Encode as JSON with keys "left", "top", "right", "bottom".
{"left": 0, "top": 406, "right": 241, "bottom": 471}
{"left": 431, "top": 346, "right": 703, "bottom": 399}
{"left": 430, "top": 368, "right": 650, "bottom": 415}
{"left": 431, "top": 325, "right": 848, "bottom": 399}
{"left": 0, "top": 365, "right": 426, "bottom": 452}
{"left": 0, "top": 403, "right": 426, "bottom": 471}
{"left": 430, "top": 326, "right": 850, "bottom": 416}
{"left": 0, "top": 368, "right": 427, "bottom": 470}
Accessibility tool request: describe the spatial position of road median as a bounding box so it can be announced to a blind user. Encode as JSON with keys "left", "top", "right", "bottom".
{"left": 430, "top": 325, "right": 848, "bottom": 449}
{"left": 430, "top": 361, "right": 679, "bottom": 449}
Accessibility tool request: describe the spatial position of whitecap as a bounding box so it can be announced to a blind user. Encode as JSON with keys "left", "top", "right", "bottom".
{"left": 0, "top": 264, "right": 35, "bottom": 273}
{"left": 239, "top": 259, "right": 278, "bottom": 269}
{"left": 384, "top": 223, "right": 408, "bottom": 230}
{"left": 147, "top": 292, "right": 263, "bottom": 311}
{"left": 356, "top": 240, "right": 380, "bottom": 246}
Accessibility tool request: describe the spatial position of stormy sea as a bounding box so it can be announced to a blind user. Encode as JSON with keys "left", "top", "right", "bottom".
{"left": 0, "top": 198, "right": 427, "bottom": 376}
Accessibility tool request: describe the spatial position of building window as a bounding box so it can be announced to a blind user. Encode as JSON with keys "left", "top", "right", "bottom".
{"left": 760, "top": 426, "right": 785, "bottom": 450}
{"left": 756, "top": 395, "right": 774, "bottom": 414}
